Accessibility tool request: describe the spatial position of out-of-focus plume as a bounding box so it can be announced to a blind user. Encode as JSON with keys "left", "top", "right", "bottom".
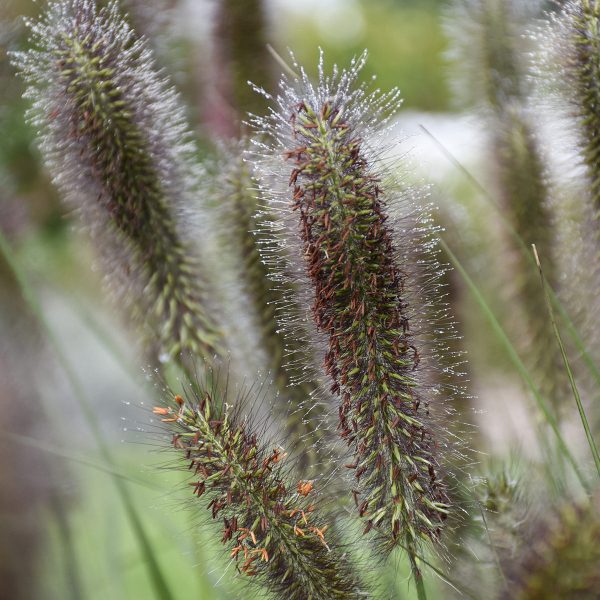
{"left": 13, "top": 0, "right": 224, "bottom": 368}
{"left": 446, "top": 0, "right": 564, "bottom": 408}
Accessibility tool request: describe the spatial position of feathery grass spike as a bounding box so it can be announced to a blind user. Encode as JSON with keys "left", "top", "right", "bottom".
{"left": 550, "top": 0, "right": 600, "bottom": 221}
{"left": 13, "top": 0, "right": 223, "bottom": 364}
{"left": 252, "top": 53, "right": 452, "bottom": 563}
{"left": 156, "top": 388, "right": 365, "bottom": 600}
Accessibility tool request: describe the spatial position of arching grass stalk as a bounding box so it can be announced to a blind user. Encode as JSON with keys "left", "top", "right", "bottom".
{"left": 251, "top": 53, "right": 455, "bottom": 594}
{"left": 12, "top": 0, "right": 224, "bottom": 367}
{"left": 216, "top": 145, "right": 333, "bottom": 476}
{"left": 155, "top": 382, "right": 366, "bottom": 600}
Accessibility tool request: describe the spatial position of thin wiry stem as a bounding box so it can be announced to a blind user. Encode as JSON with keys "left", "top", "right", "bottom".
{"left": 533, "top": 244, "right": 600, "bottom": 478}
{"left": 441, "top": 238, "right": 587, "bottom": 491}
{"left": 13, "top": 0, "right": 224, "bottom": 366}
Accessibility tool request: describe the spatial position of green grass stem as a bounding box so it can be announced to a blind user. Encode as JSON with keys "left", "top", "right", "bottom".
{"left": 533, "top": 244, "right": 600, "bottom": 478}
{"left": 440, "top": 238, "right": 588, "bottom": 491}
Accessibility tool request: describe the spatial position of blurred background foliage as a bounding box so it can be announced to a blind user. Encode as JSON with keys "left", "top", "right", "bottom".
{"left": 1, "top": 0, "right": 598, "bottom": 599}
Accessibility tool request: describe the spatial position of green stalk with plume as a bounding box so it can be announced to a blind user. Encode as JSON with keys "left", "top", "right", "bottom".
{"left": 217, "top": 147, "right": 334, "bottom": 476}
{"left": 13, "top": 0, "right": 223, "bottom": 366}
{"left": 447, "top": 0, "right": 562, "bottom": 407}
{"left": 154, "top": 384, "right": 367, "bottom": 600}
{"left": 503, "top": 495, "right": 600, "bottom": 599}
{"left": 252, "top": 54, "right": 454, "bottom": 588}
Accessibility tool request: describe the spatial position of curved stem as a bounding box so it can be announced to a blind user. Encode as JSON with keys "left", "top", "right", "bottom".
{"left": 409, "top": 550, "right": 427, "bottom": 600}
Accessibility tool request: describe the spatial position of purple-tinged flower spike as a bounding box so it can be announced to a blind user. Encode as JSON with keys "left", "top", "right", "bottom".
{"left": 12, "top": 0, "right": 224, "bottom": 365}
{"left": 155, "top": 387, "right": 367, "bottom": 600}
{"left": 250, "top": 53, "right": 455, "bottom": 564}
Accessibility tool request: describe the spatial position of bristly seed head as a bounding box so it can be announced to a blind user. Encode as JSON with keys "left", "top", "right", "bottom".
{"left": 12, "top": 0, "right": 224, "bottom": 365}
{"left": 158, "top": 388, "right": 366, "bottom": 600}
{"left": 250, "top": 52, "right": 453, "bottom": 553}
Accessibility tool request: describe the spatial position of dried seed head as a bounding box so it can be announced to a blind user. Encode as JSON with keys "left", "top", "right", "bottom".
{"left": 12, "top": 0, "right": 224, "bottom": 365}
{"left": 157, "top": 385, "right": 367, "bottom": 600}
{"left": 251, "top": 52, "right": 456, "bottom": 553}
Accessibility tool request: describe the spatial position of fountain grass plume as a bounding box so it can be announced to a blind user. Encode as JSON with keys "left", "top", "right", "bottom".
{"left": 154, "top": 380, "right": 367, "bottom": 600}
{"left": 546, "top": 1, "right": 600, "bottom": 223}
{"left": 250, "top": 52, "right": 456, "bottom": 568}
{"left": 215, "top": 143, "right": 335, "bottom": 477}
{"left": 12, "top": 0, "right": 224, "bottom": 365}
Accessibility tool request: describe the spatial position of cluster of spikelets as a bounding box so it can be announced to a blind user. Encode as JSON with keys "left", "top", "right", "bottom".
{"left": 250, "top": 55, "right": 453, "bottom": 559}
{"left": 154, "top": 387, "right": 364, "bottom": 599}
{"left": 12, "top": 0, "right": 600, "bottom": 598}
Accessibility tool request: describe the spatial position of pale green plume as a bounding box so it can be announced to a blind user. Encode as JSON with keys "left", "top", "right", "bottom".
{"left": 13, "top": 0, "right": 224, "bottom": 366}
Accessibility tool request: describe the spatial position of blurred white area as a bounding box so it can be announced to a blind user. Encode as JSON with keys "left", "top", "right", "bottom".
{"left": 176, "top": 0, "right": 366, "bottom": 47}
{"left": 391, "top": 111, "right": 486, "bottom": 183}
